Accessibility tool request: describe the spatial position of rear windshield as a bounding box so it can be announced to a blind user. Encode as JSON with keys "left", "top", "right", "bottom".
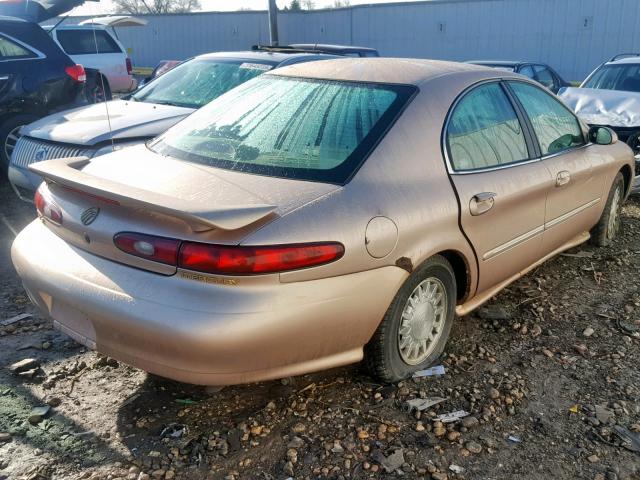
{"left": 131, "top": 58, "right": 275, "bottom": 109}
{"left": 149, "top": 75, "right": 416, "bottom": 184}
{"left": 583, "top": 64, "right": 640, "bottom": 92}
{"left": 57, "top": 29, "right": 122, "bottom": 55}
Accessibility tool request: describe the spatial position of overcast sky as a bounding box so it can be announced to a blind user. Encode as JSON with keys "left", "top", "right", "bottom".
{"left": 71, "top": 0, "right": 427, "bottom": 16}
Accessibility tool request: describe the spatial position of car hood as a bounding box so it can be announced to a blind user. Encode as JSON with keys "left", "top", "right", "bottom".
{"left": 559, "top": 87, "right": 640, "bottom": 128}
{"left": 23, "top": 100, "right": 193, "bottom": 146}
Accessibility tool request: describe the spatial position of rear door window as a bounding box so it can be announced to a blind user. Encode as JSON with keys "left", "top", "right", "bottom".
{"left": 509, "top": 81, "right": 584, "bottom": 155}
{"left": 446, "top": 82, "right": 529, "bottom": 171}
{"left": 150, "top": 75, "right": 416, "bottom": 184}
{"left": 0, "top": 35, "right": 36, "bottom": 60}
{"left": 56, "top": 30, "right": 122, "bottom": 55}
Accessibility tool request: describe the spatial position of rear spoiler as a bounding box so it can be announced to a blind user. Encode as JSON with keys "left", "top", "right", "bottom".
{"left": 29, "top": 157, "right": 277, "bottom": 232}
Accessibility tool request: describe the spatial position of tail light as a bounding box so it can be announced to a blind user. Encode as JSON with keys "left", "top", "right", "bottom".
{"left": 114, "top": 232, "right": 180, "bottom": 265}
{"left": 65, "top": 64, "right": 86, "bottom": 83}
{"left": 113, "top": 232, "right": 344, "bottom": 274}
{"left": 126, "top": 58, "right": 133, "bottom": 75}
{"left": 178, "top": 242, "right": 344, "bottom": 275}
{"left": 34, "top": 189, "right": 63, "bottom": 225}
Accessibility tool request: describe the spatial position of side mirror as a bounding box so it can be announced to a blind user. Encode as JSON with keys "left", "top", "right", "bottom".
{"left": 588, "top": 126, "right": 617, "bottom": 145}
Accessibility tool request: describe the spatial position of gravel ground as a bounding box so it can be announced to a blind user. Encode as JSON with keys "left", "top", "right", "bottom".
{"left": 0, "top": 179, "right": 639, "bottom": 480}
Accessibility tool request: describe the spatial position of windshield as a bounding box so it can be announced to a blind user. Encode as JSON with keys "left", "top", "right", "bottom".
{"left": 130, "top": 58, "right": 275, "bottom": 109}
{"left": 149, "top": 75, "right": 416, "bottom": 184}
{"left": 583, "top": 64, "right": 640, "bottom": 92}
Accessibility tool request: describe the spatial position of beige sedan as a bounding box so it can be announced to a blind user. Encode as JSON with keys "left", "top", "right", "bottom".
{"left": 11, "top": 59, "right": 634, "bottom": 385}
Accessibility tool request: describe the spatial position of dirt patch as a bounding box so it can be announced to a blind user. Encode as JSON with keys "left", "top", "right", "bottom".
{"left": 0, "top": 180, "right": 639, "bottom": 480}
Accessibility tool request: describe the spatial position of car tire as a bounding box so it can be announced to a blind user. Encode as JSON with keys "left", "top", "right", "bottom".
{"left": 590, "top": 172, "right": 624, "bottom": 247}
{"left": 86, "top": 75, "right": 112, "bottom": 104}
{"left": 365, "top": 255, "right": 456, "bottom": 383}
{"left": 0, "top": 114, "right": 37, "bottom": 177}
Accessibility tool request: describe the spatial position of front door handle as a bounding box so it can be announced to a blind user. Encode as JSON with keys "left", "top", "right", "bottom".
{"left": 556, "top": 170, "right": 571, "bottom": 187}
{"left": 469, "top": 192, "right": 496, "bottom": 216}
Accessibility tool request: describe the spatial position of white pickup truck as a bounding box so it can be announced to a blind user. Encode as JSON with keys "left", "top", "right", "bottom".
{"left": 44, "top": 16, "right": 145, "bottom": 96}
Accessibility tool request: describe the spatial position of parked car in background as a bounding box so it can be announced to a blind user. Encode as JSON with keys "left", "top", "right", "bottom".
{"left": 139, "top": 59, "right": 182, "bottom": 87}
{"left": 8, "top": 49, "right": 339, "bottom": 199}
{"left": 12, "top": 59, "right": 633, "bottom": 385}
{"left": 43, "top": 16, "right": 145, "bottom": 96}
{"left": 0, "top": 16, "right": 86, "bottom": 175}
{"left": 467, "top": 60, "right": 570, "bottom": 93}
{"left": 559, "top": 54, "right": 640, "bottom": 192}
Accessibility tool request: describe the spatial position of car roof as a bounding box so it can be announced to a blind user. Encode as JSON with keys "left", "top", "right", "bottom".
{"left": 607, "top": 56, "right": 640, "bottom": 65}
{"left": 194, "top": 50, "right": 338, "bottom": 65}
{"left": 271, "top": 57, "right": 514, "bottom": 87}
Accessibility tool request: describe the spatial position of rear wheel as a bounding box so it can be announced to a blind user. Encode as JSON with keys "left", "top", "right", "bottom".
{"left": 365, "top": 255, "right": 456, "bottom": 383}
{"left": 0, "top": 114, "right": 37, "bottom": 177}
{"left": 591, "top": 172, "right": 624, "bottom": 247}
{"left": 85, "top": 75, "right": 112, "bottom": 104}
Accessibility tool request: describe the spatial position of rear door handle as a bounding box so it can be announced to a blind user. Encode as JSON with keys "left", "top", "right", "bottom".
{"left": 556, "top": 170, "right": 571, "bottom": 186}
{"left": 469, "top": 192, "right": 496, "bottom": 216}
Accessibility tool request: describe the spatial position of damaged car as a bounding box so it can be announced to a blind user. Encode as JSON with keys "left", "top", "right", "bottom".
{"left": 0, "top": 16, "right": 87, "bottom": 175}
{"left": 11, "top": 59, "right": 634, "bottom": 385}
{"left": 559, "top": 54, "right": 640, "bottom": 192}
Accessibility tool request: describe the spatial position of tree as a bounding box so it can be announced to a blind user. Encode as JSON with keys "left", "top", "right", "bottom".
{"left": 332, "top": 0, "right": 350, "bottom": 6}
{"left": 113, "top": 0, "right": 201, "bottom": 15}
{"left": 287, "top": 0, "right": 302, "bottom": 11}
{"left": 301, "top": 0, "right": 315, "bottom": 9}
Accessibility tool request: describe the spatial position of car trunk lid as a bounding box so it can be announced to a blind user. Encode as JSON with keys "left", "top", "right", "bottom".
{"left": 30, "top": 146, "right": 339, "bottom": 274}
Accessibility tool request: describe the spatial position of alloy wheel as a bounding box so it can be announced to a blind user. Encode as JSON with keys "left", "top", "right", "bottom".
{"left": 607, "top": 184, "right": 622, "bottom": 240}
{"left": 398, "top": 277, "right": 447, "bottom": 365}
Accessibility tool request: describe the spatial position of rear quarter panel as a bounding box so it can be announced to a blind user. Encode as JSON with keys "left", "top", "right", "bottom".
{"left": 241, "top": 73, "right": 481, "bottom": 298}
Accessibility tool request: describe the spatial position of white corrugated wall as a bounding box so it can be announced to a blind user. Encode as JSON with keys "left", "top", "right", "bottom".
{"left": 63, "top": 0, "right": 640, "bottom": 81}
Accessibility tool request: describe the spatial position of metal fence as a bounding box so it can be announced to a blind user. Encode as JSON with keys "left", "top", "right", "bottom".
{"left": 63, "top": 0, "right": 640, "bottom": 81}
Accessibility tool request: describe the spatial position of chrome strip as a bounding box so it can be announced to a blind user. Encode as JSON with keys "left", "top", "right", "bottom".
{"left": 483, "top": 224, "right": 544, "bottom": 260}
{"left": 449, "top": 157, "right": 541, "bottom": 175}
{"left": 539, "top": 142, "right": 590, "bottom": 162}
{"left": 545, "top": 198, "right": 601, "bottom": 230}
{"left": 10, "top": 137, "right": 94, "bottom": 168}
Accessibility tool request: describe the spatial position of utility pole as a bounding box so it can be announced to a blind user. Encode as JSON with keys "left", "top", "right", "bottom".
{"left": 268, "top": 0, "right": 279, "bottom": 46}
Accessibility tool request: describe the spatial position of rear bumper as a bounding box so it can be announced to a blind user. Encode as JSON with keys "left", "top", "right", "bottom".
{"left": 12, "top": 220, "right": 406, "bottom": 385}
